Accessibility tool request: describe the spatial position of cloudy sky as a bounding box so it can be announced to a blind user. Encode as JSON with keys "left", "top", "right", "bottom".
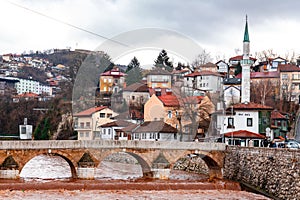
{"left": 1, "top": 0, "right": 300, "bottom": 65}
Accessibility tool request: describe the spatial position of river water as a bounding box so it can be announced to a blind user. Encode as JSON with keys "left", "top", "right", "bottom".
{"left": 0, "top": 154, "right": 270, "bottom": 199}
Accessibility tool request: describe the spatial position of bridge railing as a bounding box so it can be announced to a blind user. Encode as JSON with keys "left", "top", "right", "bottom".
{"left": 0, "top": 140, "right": 226, "bottom": 151}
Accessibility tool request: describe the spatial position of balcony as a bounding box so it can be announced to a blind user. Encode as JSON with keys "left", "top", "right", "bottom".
{"left": 75, "top": 125, "right": 91, "bottom": 130}
{"left": 292, "top": 78, "right": 300, "bottom": 83}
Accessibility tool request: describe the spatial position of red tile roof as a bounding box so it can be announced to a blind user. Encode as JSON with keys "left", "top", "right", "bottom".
{"left": 100, "top": 120, "right": 134, "bottom": 128}
{"left": 16, "top": 92, "right": 39, "bottom": 98}
{"left": 271, "top": 110, "right": 287, "bottom": 119}
{"left": 229, "top": 55, "right": 257, "bottom": 62}
{"left": 236, "top": 71, "right": 280, "bottom": 79}
{"left": 101, "top": 68, "right": 126, "bottom": 77}
{"left": 158, "top": 94, "right": 180, "bottom": 107}
{"left": 229, "top": 102, "right": 273, "bottom": 110}
{"left": 74, "top": 106, "right": 107, "bottom": 116}
{"left": 182, "top": 96, "right": 203, "bottom": 104}
{"left": 200, "top": 62, "right": 217, "bottom": 68}
{"left": 278, "top": 64, "right": 300, "bottom": 72}
{"left": 224, "top": 130, "right": 265, "bottom": 139}
{"left": 184, "top": 70, "right": 223, "bottom": 77}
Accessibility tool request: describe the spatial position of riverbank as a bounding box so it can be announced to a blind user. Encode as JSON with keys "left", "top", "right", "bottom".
{"left": 0, "top": 178, "right": 240, "bottom": 191}
{"left": 0, "top": 189, "right": 271, "bottom": 200}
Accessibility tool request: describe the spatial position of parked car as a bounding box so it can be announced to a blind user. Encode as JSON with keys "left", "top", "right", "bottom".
{"left": 285, "top": 140, "right": 300, "bottom": 149}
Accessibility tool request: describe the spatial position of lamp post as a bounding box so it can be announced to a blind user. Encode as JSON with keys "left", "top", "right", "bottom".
{"left": 177, "top": 110, "right": 183, "bottom": 142}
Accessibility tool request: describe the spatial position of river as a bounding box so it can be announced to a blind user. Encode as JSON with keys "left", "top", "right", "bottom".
{"left": 0, "top": 154, "right": 270, "bottom": 199}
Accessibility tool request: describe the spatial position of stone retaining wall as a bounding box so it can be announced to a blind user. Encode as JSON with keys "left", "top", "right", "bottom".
{"left": 224, "top": 146, "right": 300, "bottom": 200}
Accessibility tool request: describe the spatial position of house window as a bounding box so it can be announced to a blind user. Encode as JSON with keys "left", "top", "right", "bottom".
{"left": 142, "top": 133, "right": 146, "bottom": 139}
{"left": 100, "top": 113, "right": 105, "bottom": 118}
{"left": 95, "top": 132, "right": 100, "bottom": 138}
{"left": 150, "top": 133, "right": 155, "bottom": 139}
{"left": 281, "top": 74, "right": 288, "bottom": 79}
{"left": 168, "top": 110, "right": 172, "bottom": 118}
{"left": 104, "top": 78, "right": 107, "bottom": 83}
{"left": 80, "top": 122, "right": 84, "bottom": 128}
{"left": 108, "top": 129, "right": 111, "bottom": 135}
{"left": 80, "top": 132, "right": 84, "bottom": 138}
{"left": 247, "top": 118, "right": 253, "bottom": 127}
{"left": 292, "top": 84, "right": 295, "bottom": 90}
{"left": 134, "top": 133, "right": 139, "bottom": 139}
{"left": 227, "top": 117, "right": 235, "bottom": 128}
{"left": 282, "top": 85, "right": 287, "bottom": 90}
{"left": 103, "top": 86, "right": 107, "bottom": 91}
{"left": 132, "top": 96, "right": 135, "bottom": 100}
{"left": 85, "top": 132, "right": 89, "bottom": 137}
{"left": 157, "top": 133, "right": 160, "bottom": 140}
{"left": 123, "top": 132, "right": 127, "bottom": 137}
{"left": 107, "top": 113, "right": 112, "bottom": 118}
{"left": 103, "top": 129, "right": 106, "bottom": 135}
{"left": 86, "top": 122, "right": 90, "bottom": 128}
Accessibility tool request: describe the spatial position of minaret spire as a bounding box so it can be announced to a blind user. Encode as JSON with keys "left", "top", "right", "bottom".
{"left": 243, "top": 15, "right": 250, "bottom": 42}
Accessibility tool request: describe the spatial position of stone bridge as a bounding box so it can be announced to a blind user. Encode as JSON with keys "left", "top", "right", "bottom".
{"left": 0, "top": 140, "right": 226, "bottom": 180}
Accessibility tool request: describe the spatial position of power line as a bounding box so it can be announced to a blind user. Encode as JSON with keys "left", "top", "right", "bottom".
{"left": 8, "top": 1, "right": 130, "bottom": 48}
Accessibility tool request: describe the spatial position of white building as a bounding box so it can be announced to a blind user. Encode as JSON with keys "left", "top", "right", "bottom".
{"left": 99, "top": 120, "right": 135, "bottom": 140}
{"left": 216, "top": 102, "right": 273, "bottom": 136}
{"left": 74, "top": 106, "right": 118, "bottom": 140}
{"left": 183, "top": 70, "right": 223, "bottom": 95}
{"left": 15, "top": 78, "right": 52, "bottom": 95}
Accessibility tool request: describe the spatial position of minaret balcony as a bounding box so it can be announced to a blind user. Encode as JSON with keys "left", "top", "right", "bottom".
{"left": 240, "top": 59, "right": 253, "bottom": 65}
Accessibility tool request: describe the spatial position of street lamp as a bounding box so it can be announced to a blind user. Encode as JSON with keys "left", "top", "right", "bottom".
{"left": 176, "top": 110, "right": 183, "bottom": 142}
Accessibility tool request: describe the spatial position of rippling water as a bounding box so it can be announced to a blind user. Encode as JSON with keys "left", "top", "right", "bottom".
{"left": 1, "top": 154, "right": 270, "bottom": 199}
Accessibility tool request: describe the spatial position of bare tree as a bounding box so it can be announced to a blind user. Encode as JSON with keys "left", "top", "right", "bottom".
{"left": 172, "top": 87, "right": 215, "bottom": 140}
{"left": 191, "top": 49, "right": 212, "bottom": 69}
{"left": 254, "top": 49, "right": 277, "bottom": 62}
{"left": 250, "top": 79, "right": 277, "bottom": 106}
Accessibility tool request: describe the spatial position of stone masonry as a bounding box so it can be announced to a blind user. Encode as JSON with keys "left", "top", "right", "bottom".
{"left": 224, "top": 146, "right": 300, "bottom": 200}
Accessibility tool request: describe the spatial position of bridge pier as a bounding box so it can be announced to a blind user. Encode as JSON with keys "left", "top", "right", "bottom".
{"left": 77, "top": 167, "right": 95, "bottom": 179}
{"left": 150, "top": 168, "right": 170, "bottom": 179}
{"left": 208, "top": 167, "right": 223, "bottom": 180}
{"left": 0, "top": 169, "right": 19, "bottom": 179}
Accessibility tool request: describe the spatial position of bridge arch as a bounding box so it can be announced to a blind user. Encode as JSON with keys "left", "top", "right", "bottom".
{"left": 17, "top": 150, "right": 77, "bottom": 178}
{"left": 168, "top": 150, "right": 224, "bottom": 179}
{"left": 95, "top": 149, "right": 152, "bottom": 177}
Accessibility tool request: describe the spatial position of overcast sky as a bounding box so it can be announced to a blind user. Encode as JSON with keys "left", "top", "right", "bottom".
{"left": 1, "top": 0, "right": 300, "bottom": 65}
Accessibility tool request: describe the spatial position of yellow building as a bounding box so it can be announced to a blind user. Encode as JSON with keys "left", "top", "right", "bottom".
{"left": 99, "top": 67, "right": 126, "bottom": 94}
{"left": 146, "top": 67, "right": 172, "bottom": 89}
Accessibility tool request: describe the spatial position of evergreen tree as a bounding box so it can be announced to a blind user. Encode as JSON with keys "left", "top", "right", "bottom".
{"left": 234, "top": 62, "right": 242, "bottom": 76}
{"left": 33, "top": 123, "right": 42, "bottom": 140}
{"left": 41, "top": 118, "right": 50, "bottom": 140}
{"left": 126, "top": 56, "right": 140, "bottom": 72}
{"left": 125, "top": 57, "right": 143, "bottom": 86}
{"left": 154, "top": 49, "right": 173, "bottom": 72}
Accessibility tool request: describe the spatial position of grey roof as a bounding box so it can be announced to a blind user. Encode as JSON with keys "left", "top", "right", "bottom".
{"left": 223, "top": 78, "right": 241, "bottom": 85}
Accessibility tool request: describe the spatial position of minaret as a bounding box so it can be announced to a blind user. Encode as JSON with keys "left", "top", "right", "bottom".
{"left": 240, "top": 15, "right": 252, "bottom": 103}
